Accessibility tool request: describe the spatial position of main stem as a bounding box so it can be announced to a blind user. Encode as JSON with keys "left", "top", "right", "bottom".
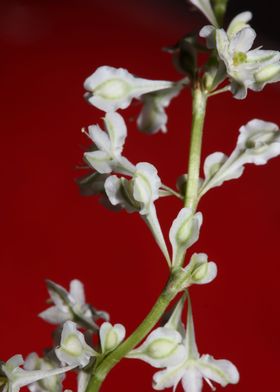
{"left": 185, "top": 86, "right": 207, "bottom": 210}
{"left": 86, "top": 85, "right": 208, "bottom": 392}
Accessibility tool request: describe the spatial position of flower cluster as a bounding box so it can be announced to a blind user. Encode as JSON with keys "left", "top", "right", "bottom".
{"left": 128, "top": 293, "right": 239, "bottom": 392}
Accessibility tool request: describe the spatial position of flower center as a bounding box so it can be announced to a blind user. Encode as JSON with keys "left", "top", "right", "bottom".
{"left": 233, "top": 52, "right": 247, "bottom": 66}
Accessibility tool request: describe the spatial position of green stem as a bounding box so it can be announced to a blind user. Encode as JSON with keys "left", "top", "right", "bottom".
{"left": 184, "top": 86, "right": 207, "bottom": 210}
{"left": 85, "top": 272, "right": 186, "bottom": 392}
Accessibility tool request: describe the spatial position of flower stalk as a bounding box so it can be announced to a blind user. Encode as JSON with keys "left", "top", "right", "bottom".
{"left": 184, "top": 86, "right": 207, "bottom": 210}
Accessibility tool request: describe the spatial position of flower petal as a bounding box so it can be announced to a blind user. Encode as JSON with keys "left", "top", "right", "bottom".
{"left": 87, "top": 125, "right": 111, "bottom": 154}
{"left": 227, "top": 11, "right": 253, "bottom": 38}
{"left": 189, "top": 0, "right": 218, "bottom": 27}
{"left": 84, "top": 151, "right": 112, "bottom": 174}
{"left": 153, "top": 364, "right": 185, "bottom": 391}
{"left": 181, "top": 367, "right": 203, "bottom": 392}
{"left": 229, "top": 26, "right": 256, "bottom": 53}
{"left": 69, "top": 280, "right": 85, "bottom": 306}
{"left": 38, "top": 306, "right": 71, "bottom": 325}
{"left": 198, "top": 354, "right": 240, "bottom": 387}
{"left": 129, "top": 327, "right": 186, "bottom": 368}
{"left": 104, "top": 112, "right": 127, "bottom": 155}
{"left": 100, "top": 322, "right": 126, "bottom": 353}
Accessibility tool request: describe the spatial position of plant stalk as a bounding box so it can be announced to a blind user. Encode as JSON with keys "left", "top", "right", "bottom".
{"left": 184, "top": 86, "right": 207, "bottom": 210}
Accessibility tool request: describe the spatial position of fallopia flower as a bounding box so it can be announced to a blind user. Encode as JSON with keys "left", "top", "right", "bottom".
{"left": 84, "top": 111, "right": 135, "bottom": 175}
{"left": 99, "top": 322, "right": 126, "bottom": 354}
{"left": 55, "top": 321, "right": 97, "bottom": 368}
{"left": 39, "top": 279, "right": 108, "bottom": 331}
{"left": 84, "top": 66, "right": 174, "bottom": 112}
{"left": 200, "top": 119, "right": 280, "bottom": 197}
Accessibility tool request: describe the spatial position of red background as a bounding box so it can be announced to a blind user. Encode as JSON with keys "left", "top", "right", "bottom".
{"left": 1, "top": 1, "right": 280, "bottom": 391}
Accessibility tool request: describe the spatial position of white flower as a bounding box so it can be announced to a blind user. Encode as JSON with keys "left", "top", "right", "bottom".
{"left": 200, "top": 12, "right": 280, "bottom": 98}
{"left": 0, "top": 355, "right": 74, "bottom": 392}
{"left": 152, "top": 296, "right": 239, "bottom": 392}
{"left": 84, "top": 112, "right": 135, "bottom": 175}
{"left": 99, "top": 322, "right": 126, "bottom": 353}
{"left": 169, "top": 208, "right": 203, "bottom": 267}
{"left": 84, "top": 66, "right": 174, "bottom": 112}
{"left": 127, "top": 327, "right": 186, "bottom": 368}
{"left": 39, "top": 279, "right": 109, "bottom": 331}
{"left": 55, "top": 321, "right": 97, "bottom": 368}
{"left": 200, "top": 119, "right": 280, "bottom": 196}
{"left": 137, "top": 85, "right": 182, "bottom": 134}
{"left": 183, "top": 253, "right": 217, "bottom": 286}
{"left": 24, "top": 353, "right": 64, "bottom": 392}
{"left": 105, "top": 163, "right": 171, "bottom": 265}
{"left": 189, "top": 0, "right": 218, "bottom": 27}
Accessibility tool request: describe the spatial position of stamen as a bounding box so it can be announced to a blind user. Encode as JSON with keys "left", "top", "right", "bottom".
{"left": 204, "top": 377, "right": 216, "bottom": 391}
{"left": 81, "top": 127, "right": 91, "bottom": 139}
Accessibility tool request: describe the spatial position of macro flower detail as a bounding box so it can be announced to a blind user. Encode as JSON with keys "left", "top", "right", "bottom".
{"left": 105, "top": 162, "right": 171, "bottom": 265}
{"left": 84, "top": 111, "right": 135, "bottom": 175}
{"left": 183, "top": 253, "right": 217, "bottom": 286}
{"left": 200, "top": 119, "right": 280, "bottom": 196}
{"left": 152, "top": 296, "right": 239, "bottom": 391}
{"left": 84, "top": 66, "right": 174, "bottom": 112}
{"left": 39, "top": 279, "right": 109, "bottom": 331}
{"left": 99, "top": 322, "right": 126, "bottom": 353}
{"left": 169, "top": 208, "right": 203, "bottom": 267}
{"left": 127, "top": 328, "right": 186, "bottom": 368}
{"left": 55, "top": 321, "right": 97, "bottom": 368}
{"left": 0, "top": 355, "right": 74, "bottom": 392}
{"left": 137, "top": 85, "right": 182, "bottom": 134}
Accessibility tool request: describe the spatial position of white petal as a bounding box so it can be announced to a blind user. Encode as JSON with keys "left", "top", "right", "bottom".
{"left": 164, "top": 295, "right": 186, "bottom": 334}
{"left": 69, "top": 280, "right": 85, "bottom": 306}
{"left": 153, "top": 365, "right": 185, "bottom": 391}
{"left": 100, "top": 322, "right": 126, "bottom": 353}
{"left": 137, "top": 98, "right": 167, "bottom": 134}
{"left": 203, "top": 152, "right": 227, "bottom": 180}
{"left": 169, "top": 208, "right": 203, "bottom": 267}
{"left": 199, "top": 25, "right": 214, "bottom": 38}
{"left": 133, "top": 162, "right": 161, "bottom": 214}
{"left": 246, "top": 49, "right": 280, "bottom": 65}
{"left": 38, "top": 306, "right": 71, "bottom": 324}
{"left": 104, "top": 175, "right": 138, "bottom": 212}
{"left": 84, "top": 151, "right": 113, "bottom": 174}
{"left": 198, "top": 354, "right": 240, "bottom": 387}
{"left": 182, "top": 368, "right": 203, "bottom": 392}
{"left": 215, "top": 29, "right": 230, "bottom": 66}
{"left": 229, "top": 27, "right": 256, "bottom": 53}
{"left": 184, "top": 295, "right": 199, "bottom": 360}
{"left": 227, "top": 11, "right": 253, "bottom": 38}
{"left": 129, "top": 327, "right": 186, "bottom": 368}
{"left": 87, "top": 125, "right": 111, "bottom": 154}
{"left": 189, "top": 0, "right": 218, "bottom": 27}
{"left": 104, "top": 112, "right": 127, "bottom": 155}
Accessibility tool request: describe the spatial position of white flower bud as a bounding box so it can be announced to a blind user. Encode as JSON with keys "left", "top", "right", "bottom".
{"left": 100, "top": 322, "right": 126, "bottom": 353}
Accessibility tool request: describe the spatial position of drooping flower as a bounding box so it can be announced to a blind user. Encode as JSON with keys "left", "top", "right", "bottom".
{"left": 137, "top": 85, "right": 182, "bottom": 134}
{"left": 39, "top": 279, "right": 109, "bottom": 331}
{"left": 169, "top": 208, "right": 203, "bottom": 267}
{"left": 84, "top": 111, "right": 135, "bottom": 175}
{"left": 128, "top": 293, "right": 239, "bottom": 392}
{"left": 0, "top": 355, "right": 74, "bottom": 392}
{"left": 84, "top": 66, "right": 174, "bottom": 112}
{"left": 99, "top": 322, "right": 126, "bottom": 354}
{"left": 55, "top": 321, "right": 97, "bottom": 368}
{"left": 200, "top": 119, "right": 280, "bottom": 197}
{"left": 104, "top": 162, "right": 171, "bottom": 265}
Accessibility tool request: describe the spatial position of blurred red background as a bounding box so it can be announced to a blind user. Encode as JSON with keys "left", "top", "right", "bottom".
{"left": 1, "top": 0, "right": 280, "bottom": 391}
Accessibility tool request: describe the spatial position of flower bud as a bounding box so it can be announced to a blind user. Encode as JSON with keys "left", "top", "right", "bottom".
{"left": 100, "top": 322, "right": 126, "bottom": 353}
